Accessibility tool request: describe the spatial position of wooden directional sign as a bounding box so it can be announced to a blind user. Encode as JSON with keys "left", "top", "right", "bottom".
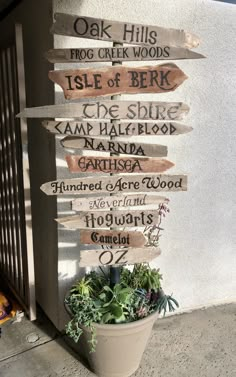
{"left": 49, "top": 63, "right": 188, "bottom": 100}
{"left": 40, "top": 174, "right": 187, "bottom": 195}
{"left": 17, "top": 100, "right": 189, "bottom": 120}
{"left": 66, "top": 155, "right": 174, "bottom": 174}
{"left": 79, "top": 246, "right": 161, "bottom": 267}
{"left": 62, "top": 137, "right": 167, "bottom": 157}
{"left": 72, "top": 194, "right": 168, "bottom": 211}
{"left": 56, "top": 209, "right": 160, "bottom": 229}
{"left": 46, "top": 46, "right": 205, "bottom": 64}
{"left": 42, "top": 120, "right": 193, "bottom": 136}
{"left": 80, "top": 230, "right": 146, "bottom": 248}
{"left": 51, "top": 13, "right": 200, "bottom": 49}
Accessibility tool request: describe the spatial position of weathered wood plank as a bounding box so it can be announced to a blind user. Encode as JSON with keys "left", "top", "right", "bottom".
{"left": 17, "top": 100, "right": 189, "bottom": 120}
{"left": 66, "top": 155, "right": 174, "bottom": 174}
{"left": 72, "top": 193, "right": 168, "bottom": 211}
{"left": 62, "top": 136, "right": 167, "bottom": 157}
{"left": 79, "top": 246, "right": 161, "bottom": 267}
{"left": 42, "top": 120, "right": 193, "bottom": 136}
{"left": 45, "top": 46, "right": 205, "bottom": 63}
{"left": 49, "top": 63, "right": 188, "bottom": 100}
{"left": 56, "top": 209, "right": 160, "bottom": 229}
{"left": 80, "top": 229, "right": 146, "bottom": 247}
{"left": 40, "top": 174, "right": 187, "bottom": 195}
{"left": 51, "top": 13, "right": 200, "bottom": 49}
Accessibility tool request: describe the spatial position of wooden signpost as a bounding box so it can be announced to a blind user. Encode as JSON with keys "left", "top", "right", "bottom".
{"left": 49, "top": 63, "right": 188, "bottom": 100}
{"left": 80, "top": 229, "right": 146, "bottom": 247}
{"left": 20, "top": 13, "right": 197, "bottom": 271}
{"left": 66, "top": 155, "right": 174, "bottom": 174}
{"left": 72, "top": 194, "right": 168, "bottom": 211}
{"left": 40, "top": 174, "right": 187, "bottom": 195}
{"left": 42, "top": 120, "right": 193, "bottom": 136}
{"left": 56, "top": 209, "right": 161, "bottom": 229}
{"left": 61, "top": 136, "right": 167, "bottom": 157}
{"left": 79, "top": 246, "right": 161, "bottom": 267}
{"left": 17, "top": 100, "right": 189, "bottom": 120}
{"left": 46, "top": 46, "right": 205, "bottom": 64}
{"left": 51, "top": 13, "right": 200, "bottom": 48}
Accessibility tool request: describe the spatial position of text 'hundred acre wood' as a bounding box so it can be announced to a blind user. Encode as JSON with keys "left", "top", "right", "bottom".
{"left": 49, "top": 63, "right": 188, "bottom": 99}
{"left": 51, "top": 13, "right": 200, "bottom": 48}
{"left": 40, "top": 174, "right": 187, "bottom": 195}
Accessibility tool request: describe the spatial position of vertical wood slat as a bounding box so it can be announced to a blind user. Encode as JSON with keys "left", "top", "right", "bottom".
{"left": 15, "top": 23, "right": 36, "bottom": 320}
{"left": 2, "top": 48, "right": 17, "bottom": 285}
{"left": 0, "top": 53, "right": 7, "bottom": 270}
{"left": 0, "top": 49, "right": 11, "bottom": 279}
{"left": 11, "top": 43, "right": 26, "bottom": 298}
{"left": 6, "top": 46, "right": 22, "bottom": 291}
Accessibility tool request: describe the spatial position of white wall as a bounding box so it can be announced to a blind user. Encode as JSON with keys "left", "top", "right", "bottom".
{"left": 53, "top": 0, "right": 236, "bottom": 329}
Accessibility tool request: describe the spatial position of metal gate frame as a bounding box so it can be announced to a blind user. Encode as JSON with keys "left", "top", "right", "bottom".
{"left": 0, "top": 23, "right": 36, "bottom": 320}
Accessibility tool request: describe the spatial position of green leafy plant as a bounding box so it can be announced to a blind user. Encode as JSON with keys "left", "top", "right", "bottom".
{"left": 65, "top": 264, "right": 179, "bottom": 351}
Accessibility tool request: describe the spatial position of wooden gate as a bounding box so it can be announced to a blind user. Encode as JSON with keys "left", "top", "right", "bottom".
{"left": 0, "top": 24, "right": 36, "bottom": 320}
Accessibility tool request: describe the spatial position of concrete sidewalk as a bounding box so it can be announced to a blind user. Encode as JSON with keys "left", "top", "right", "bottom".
{"left": 0, "top": 304, "right": 235, "bottom": 377}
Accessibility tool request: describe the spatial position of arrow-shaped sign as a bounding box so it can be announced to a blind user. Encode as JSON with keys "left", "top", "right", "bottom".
{"left": 40, "top": 174, "right": 187, "bottom": 195}
{"left": 51, "top": 13, "right": 200, "bottom": 49}
{"left": 49, "top": 63, "right": 188, "bottom": 100}
{"left": 79, "top": 246, "right": 161, "bottom": 267}
{"left": 42, "top": 120, "right": 193, "bottom": 136}
{"left": 61, "top": 137, "right": 167, "bottom": 157}
{"left": 17, "top": 100, "right": 189, "bottom": 120}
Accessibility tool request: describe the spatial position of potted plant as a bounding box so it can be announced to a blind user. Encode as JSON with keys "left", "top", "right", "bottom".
{"left": 64, "top": 202, "right": 179, "bottom": 377}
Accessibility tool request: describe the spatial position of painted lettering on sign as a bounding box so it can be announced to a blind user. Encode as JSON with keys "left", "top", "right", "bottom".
{"left": 46, "top": 46, "right": 205, "bottom": 63}
{"left": 62, "top": 137, "right": 167, "bottom": 157}
{"left": 18, "top": 101, "right": 189, "bottom": 120}
{"left": 56, "top": 209, "right": 160, "bottom": 229}
{"left": 49, "top": 63, "right": 188, "bottom": 99}
{"left": 80, "top": 230, "right": 146, "bottom": 247}
{"left": 79, "top": 246, "right": 161, "bottom": 267}
{"left": 66, "top": 155, "right": 174, "bottom": 174}
{"left": 51, "top": 13, "right": 199, "bottom": 49}
{"left": 40, "top": 174, "right": 187, "bottom": 195}
{"left": 42, "top": 120, "right": 193, "bottom": 136}
{"left": 72, "top": 194, "right": 168, "bottom": 211}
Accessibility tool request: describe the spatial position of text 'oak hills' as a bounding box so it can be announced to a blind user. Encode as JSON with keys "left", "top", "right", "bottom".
{"left": 51, "top": 13, "right": 199, "bottom": 48}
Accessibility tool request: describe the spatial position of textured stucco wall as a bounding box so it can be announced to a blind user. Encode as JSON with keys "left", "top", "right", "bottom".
{"left": 53, "top": 0, "right": 236, "bottom": 329}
